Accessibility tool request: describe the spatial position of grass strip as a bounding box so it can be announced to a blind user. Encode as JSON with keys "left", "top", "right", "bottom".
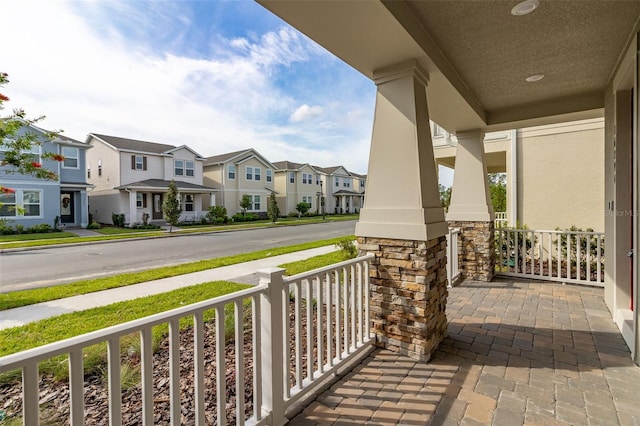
{"left": 279, "top": 250, "right": 348, "bottom": 276}
{"left": 0, "top": 281, "right": 250, "bottom": 384}
{"left": 0, "top": 232, "right": 79, "bottom": 242}
{"left": 0, "top": 215, "right": 357, "bottom": 249}
{"left": 0, "top": 236, "right": 354, "bottom": 311}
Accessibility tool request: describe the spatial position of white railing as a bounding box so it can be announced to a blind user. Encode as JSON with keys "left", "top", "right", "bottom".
{"left": 0, "top": 254, "right": 374, "bottom": 425}
{"left": 494, "top": 212, "right": 507, "bottom": 227}
{"left": 446, "top": 228, "right": 462, "bottom": 287}
{"left": 495, "top": 228, "right": 605, "bottom": 287}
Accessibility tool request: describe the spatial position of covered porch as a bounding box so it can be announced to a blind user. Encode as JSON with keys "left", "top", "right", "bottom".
{"left": 292, "top": 278, "right": 640, "bottom": 425}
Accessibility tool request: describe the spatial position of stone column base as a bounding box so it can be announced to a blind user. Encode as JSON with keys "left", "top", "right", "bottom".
{"left": 448, "top": 220, "right": 495, "bottom": 282}
{"left": 357, "top": 236, "right": 448, "bottom": 362}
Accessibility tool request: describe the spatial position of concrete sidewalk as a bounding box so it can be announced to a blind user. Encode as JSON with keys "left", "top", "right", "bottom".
{"left": 0, "top": 245, "right": 337, "bottom": 330}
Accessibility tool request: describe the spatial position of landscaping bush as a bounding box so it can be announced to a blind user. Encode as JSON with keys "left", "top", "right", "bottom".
{"left": 231, "top": 213, "right": 259, "bottom": 222}
{"left": 130, "top": 223, "right": 161, "bottom": 230}
{"left": 112, "top": 213, "right": 125, "bottom": 228}
{"left": 206, "top": 206, "right": 228, "bottom": 224}
{"left": 86, "top": 221, "right": 101, "bottom": 229}
{"left": 335, "top": 237, "right": 358, "bottom": 259}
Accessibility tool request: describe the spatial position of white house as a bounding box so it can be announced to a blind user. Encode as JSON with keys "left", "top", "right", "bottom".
{"left": 85, "top": 134, "right": 215, "bottom": 225}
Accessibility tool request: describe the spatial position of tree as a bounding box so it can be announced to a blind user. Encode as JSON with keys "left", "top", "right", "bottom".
{"left": 0, "top": 72, "right": 63, "bottom": 196}
{"left": 488, "top": 173, "right": 507, "bottom": 212}
{"left": 296, "top": 202, "right": 311, "bottom": 217}
{"left": 239, "top": 194, "right": 252, "bottom": 216}
{"left": 439, "top": 184, "right": 451, "bottom": 211}
{"left": 267, "top": 192, "right": 279, "bottom": 223}
{"left": 162, "top": 180, "right": 182, "bottom": 232}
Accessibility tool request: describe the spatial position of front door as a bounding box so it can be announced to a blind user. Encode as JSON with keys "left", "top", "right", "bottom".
{"left": 60, "top": 192, "right": 74, "bottom": 224}
{"left": 152, "top": 193, "right": 164, "bottom": 220}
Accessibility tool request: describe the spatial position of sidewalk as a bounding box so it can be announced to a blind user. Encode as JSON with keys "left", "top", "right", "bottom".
{"left": 0, "top": 245, "right": 337, "bottom": 331}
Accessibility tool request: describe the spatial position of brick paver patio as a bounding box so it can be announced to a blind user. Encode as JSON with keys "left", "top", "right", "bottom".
{"left": 290, "top": 279, "right": 640, "bottom": 425}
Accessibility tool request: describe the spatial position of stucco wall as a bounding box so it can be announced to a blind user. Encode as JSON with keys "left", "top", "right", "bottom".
{"left": 517, "top": 119, "right": 604, "bottom": 232}
{"left": 86, "top": 138, "right": 120, "bottom": 190}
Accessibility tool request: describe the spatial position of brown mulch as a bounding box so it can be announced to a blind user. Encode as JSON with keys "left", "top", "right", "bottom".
{"left": 1, "top": 300, "right": 352, "bottom": 425}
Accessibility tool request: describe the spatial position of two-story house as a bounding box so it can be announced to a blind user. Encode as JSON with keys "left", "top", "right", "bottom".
{"left": 272, "top": 161, "right": 323, "bottom": 215}
{"left": 203, "top": 149, "right": 276, "bottom": 217}
{"left": 85, "top": 134, "right": 214, "bottom": 225}
{"left": 313, "top": 166, "right": 364, "bottom": 214}
{"left": 0, "top": 123, "right": 91, "bottom": 228}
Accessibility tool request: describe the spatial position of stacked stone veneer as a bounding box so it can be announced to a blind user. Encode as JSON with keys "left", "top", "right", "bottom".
{"left": 357, "top": 236, "right": 448, "bottom": 362}
{"left": 448, "top": 221, "right": 495, "bottom": 282}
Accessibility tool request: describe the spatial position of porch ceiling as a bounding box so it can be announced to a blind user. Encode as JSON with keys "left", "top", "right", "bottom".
{"left": 258, "top": 0, "right": 640, "bottom": 132}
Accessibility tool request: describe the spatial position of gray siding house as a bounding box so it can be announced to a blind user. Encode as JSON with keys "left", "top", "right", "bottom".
{"left": 0, "top": 123, "right": 92, "bottom": 228}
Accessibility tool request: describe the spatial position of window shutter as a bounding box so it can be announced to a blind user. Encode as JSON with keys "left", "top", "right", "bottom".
{"left": 131, "top": 155, "right": 135, "bottom": 169}
{"left": 143, "top": 156, "right": 147, "bottom": 170}
{"left": 142, "top": 194, "right": 147, "bottom": 208}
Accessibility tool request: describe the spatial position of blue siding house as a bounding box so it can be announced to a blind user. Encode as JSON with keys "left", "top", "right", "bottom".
{"left": 0, "top": 123, "right": 92, "bottom": 228}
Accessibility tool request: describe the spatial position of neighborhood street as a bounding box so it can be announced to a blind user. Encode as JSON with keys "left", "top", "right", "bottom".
{"left": 0, "top": 221, "right": 356, "bottom": 292}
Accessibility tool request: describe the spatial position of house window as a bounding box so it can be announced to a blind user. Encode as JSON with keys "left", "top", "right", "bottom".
{"left": 254, "top": 167, "right": 261, "bottom": 181}
{"left": 343, "top": 181, "right": 350, "bottom": 188}
{"left": 185, "top": 161, "right": 194, "bottom": 177}
{"left": 335, "top": 177, "right": 339, "bottom": 187}
{"left": 184, "top": 194, "right": 194, "bottom": 212}
{"left": 303, "top": 173, "right": 308, "bottom": 184}
{"left": 246, "top": 166, "right": 253, "bottom": 181}
{"left": 289, "top": 172, "right": 295, "bottom": 184}
{"left": 22, "top": 191, "right": 41, "bottom": 216}
{"left": 1, "top": 190, "right": 43, "bottom": 218}
{"left": 266, "top": 169, "right": 272, "bottom": 182}
{"left": 316, "top": 175, "right": 320, "bottom": 185}
{"left": 98, "top": 160, "right": 102, "bottom": 177}
{"left": 62, "top": 147, "right": 79, "bottom": 168}
{"left": 302, "top": 196, "right": 312, "bottom": 209}
{"left": 253, "top": 195, "right": 260, "bottom": 211}
{"left": 0, "top": 139, "right": 40, "bottom": 162}
{"left": 0, "top": 192, "right": 16, "bottom": 217}
{"left": 131, "top": 155, "right": 147, "bottom": 170}
{"left": 174, "top": 160, "right": 184, "bottom": 176}
{"left": 228, "top": 165, "right": 235, "bottom": 179}
{"left": 136, "top": 193, "right": 147, "bottom": 208}
{"left": 87, "top": 163, "right": 91, "bottom": 179}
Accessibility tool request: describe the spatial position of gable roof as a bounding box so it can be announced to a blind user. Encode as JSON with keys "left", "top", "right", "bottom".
{"left": 204, "top": 148, "right": 276, "bottom": 170}
{"left": 90, "top": 133, "right": 176, "bottom": 155}
{"left": 313, "top": 165, "right": 351, "bottom": 176}
{"left": 273, "top": 161, "right": 320, "bottom": 173}
{"left": 204, "top": 149, "right": 253, "bottom": 165}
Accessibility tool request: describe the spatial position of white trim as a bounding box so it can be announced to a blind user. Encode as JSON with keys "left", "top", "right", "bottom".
{"left": 61, "top": 146, "right": 80, "bottom": 169}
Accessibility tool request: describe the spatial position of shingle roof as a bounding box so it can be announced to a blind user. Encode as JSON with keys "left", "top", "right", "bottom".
{"left": 204, "top": 149, "right": 253, "bottom": 165}
{"left": 313, "top": 165, "right": 346, "bottom": 175}
{"left": 91, "top": 134, "right": 176, "bottom": 154}
{"left": 273, "top": 161, "right": 304, "bottom": 170}
{"left": 115, "top": 179, "right": 215, "bottom": 191}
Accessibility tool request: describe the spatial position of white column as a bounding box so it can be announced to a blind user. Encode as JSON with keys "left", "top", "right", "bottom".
{"left": 79, "top": 189, "right": 89, "bottom": 227}
{"left": 355, "top": 59, "right": 447, "bottom": 241}
{"left": 340, "top": 195, "right": 346, "bottom": 213}
{"left": 446, "top": 129, "right": 494, "bottom": 222}
{"left": 128, "top": 190, "right": 137, "bottom": 225}
{"left": 210, "top": 192, "right": 216, "bottom": 207}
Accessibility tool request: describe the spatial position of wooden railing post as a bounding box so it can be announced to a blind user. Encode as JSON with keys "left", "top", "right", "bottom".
{"left": 257, "top": 268, "right": 287, "bottom": 426}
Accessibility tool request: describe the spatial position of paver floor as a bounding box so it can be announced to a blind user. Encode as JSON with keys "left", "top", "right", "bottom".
{"left": 290, "top": 279, "right": 640, "bottom": 425}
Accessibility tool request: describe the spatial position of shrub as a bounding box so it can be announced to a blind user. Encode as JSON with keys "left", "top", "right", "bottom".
{"left": 335, "top": 237, "right": 357, "bottom": 259}
{"left": 231, "top": 213, "right": 259, "bottom": 222}
{"left": 130, "top": 223, "right": 161, "bottom": 230}
{"left": 206, "top": 206, "right": 228, "bottom": 224}
{"left": 30, "top": 223, "right": 52, "bottom": 233}
{"left": 15, "top": 224, "right": 24, "bottom": 234}
{"left": 112, "top": 213, "right": 125, "bottom": 227}
{"left": 86, "top": 221, "right": 101, "bottom": 229}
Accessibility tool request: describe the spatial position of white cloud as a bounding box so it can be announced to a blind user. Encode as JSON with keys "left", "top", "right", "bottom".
{"left": 289, "top": 104, "right": 323, "bottom": 123}
{"left": 1, "top": 0, "right": 375, "bottom": 175}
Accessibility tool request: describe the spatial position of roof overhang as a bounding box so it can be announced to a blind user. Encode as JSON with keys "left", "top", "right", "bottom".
{"left": 258, "top": 0, "right": 640, "bottom": 132}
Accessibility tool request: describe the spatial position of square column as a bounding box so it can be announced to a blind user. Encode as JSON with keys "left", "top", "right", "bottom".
{"left": 356, "top": 60, "right": 448, "bottom": 361}
{"left": 447, "top": 129, "right": 495, "bottom": 281}
{"left": 128, "top": 190, "right": 137, "bottom": 225}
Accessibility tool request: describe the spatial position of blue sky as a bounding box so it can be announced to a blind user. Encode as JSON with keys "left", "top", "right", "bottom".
{"left": 2, "top": 0, "right": 454, "bottom": 183}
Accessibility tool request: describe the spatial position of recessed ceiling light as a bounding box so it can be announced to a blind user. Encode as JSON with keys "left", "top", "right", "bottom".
{"left": 511, "top": 0, "right": 539, "bottom": 16}
{"left": 525, "top": 74, "right": 545, "bottom": 82}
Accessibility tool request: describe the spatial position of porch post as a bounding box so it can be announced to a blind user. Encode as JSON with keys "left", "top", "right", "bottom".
{"left": 356, "top": 59, "right": 449, "bottom": 362}
{"left": 128, "top": 190, "right": 137, "bottom": 226}
{"left": 79, "top": 189, "right": 89, "bottom": 228}
{"left": 447, "top": 129, "right": 495, "bottom": 281}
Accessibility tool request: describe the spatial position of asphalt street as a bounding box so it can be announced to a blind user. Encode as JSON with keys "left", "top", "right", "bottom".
{"left": 0, "top": 220, "right": 356, "bottom": 292}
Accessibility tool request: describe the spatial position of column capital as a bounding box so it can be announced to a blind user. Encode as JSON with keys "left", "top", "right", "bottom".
{"left": 455, "top": 128, "right": 485, "bottom": 142}
{"left": 373, "top": 59, "right": 429, "bottom": 87}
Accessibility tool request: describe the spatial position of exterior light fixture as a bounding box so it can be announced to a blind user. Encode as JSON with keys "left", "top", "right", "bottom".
{"left": 525, "top": 74, "right": 545, "bottom": 82}
{"left": 511, "top": 0, "right": 539, "bottom": 16}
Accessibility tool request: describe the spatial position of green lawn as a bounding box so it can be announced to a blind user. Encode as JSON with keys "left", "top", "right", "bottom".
{"left": 0, "top": 215, "right": 358, "bottom": 249}
{"left": 0, "top": 236, "right": 355, "bottom": 310}
{"left": 0, "top": 231, "right": 78, "bottom": 242}
{"left": 279, "top": 250, "right": 349, "bottom": 276}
